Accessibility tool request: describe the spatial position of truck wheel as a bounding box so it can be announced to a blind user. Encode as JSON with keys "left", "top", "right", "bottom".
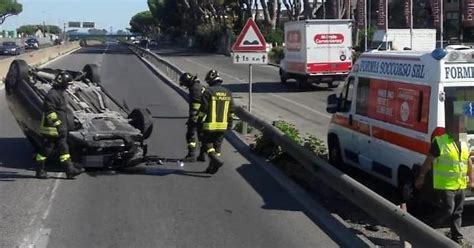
{"left": 279, "top": 69, "right": 288, "bottom": 84}
{"left": 129, "top": 108, "right": 154, "bottom": 140}
{"left": 296, "top": 76, "right": 309, "bottom": 91}
{"left": 5, "top": 59, "right": 29, "bottom": 95}
{"left": 82, "top": 64, "right": 101, "bottom": 84}
{"left": 328, "top": 135, "right": 344, "bottom": 169}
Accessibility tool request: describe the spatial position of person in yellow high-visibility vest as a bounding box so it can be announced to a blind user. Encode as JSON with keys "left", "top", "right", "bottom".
{"left": 35, "top": 72, "right": 84, "bottom": 179}
{"left": 416, "top": 115, "right": 474, "bottom": 245}
{"left": 197, "top": 70, "right": 234, "bottom": 174}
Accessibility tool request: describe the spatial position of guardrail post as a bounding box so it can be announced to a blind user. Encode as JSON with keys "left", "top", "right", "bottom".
{"left": 399, "top": 203, "right": 412, "bottom": 248}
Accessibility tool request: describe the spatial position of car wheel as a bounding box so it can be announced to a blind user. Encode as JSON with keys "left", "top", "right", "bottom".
{"left": 82, "top": 64, "right": 101, "bottom": 84}
{"left": 5, "top": 59, "right": 29, "bottom": 94}
{"left": 128, "top": 108, "right": 153, "bottom": 140}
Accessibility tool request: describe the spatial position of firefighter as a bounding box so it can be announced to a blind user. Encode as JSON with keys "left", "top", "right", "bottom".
{"left": 198, "top": 70, "right": 234, "bottom": 174}
{"left": 35, "top": 71, "right": 84, "bottom": 179}
{"left": 179, "top": 72, "right": 207, "bottom": 162}
{"left": 415, "top": 114, "right": 474, "bottom": 245}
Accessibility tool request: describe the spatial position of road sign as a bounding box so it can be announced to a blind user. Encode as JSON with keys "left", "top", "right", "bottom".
{"left": 232, "top": 52, "right": 267, "bottom": 64}
{"left": 83, "top": 22, "right": 95, "bottom": 28}
{"left": 232, "top": 18, "right": 267, "bottom": 52}
{"left": 68, "top": 22, "right": 81, "bottom": 28}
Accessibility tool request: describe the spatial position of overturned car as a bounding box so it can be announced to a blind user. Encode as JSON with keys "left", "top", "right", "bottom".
{"left": 5, "top": 59, "right": 156, "bottom": 168}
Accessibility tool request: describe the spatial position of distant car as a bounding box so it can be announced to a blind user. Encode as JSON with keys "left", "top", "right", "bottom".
{"left": 25, "top": 38, "right": 39, "bottom": 50}
{"left": 5, "top": 60, "right": 157, "bottom": 168}
{"left": 0, "top": 41, "right": 23, "bottom": 55}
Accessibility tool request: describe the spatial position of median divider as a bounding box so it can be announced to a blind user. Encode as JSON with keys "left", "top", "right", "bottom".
{"left": 127, "top": 44, "right": 460, "bottom": 248}
{"left": 0, "top": 42, "right": 80, "bottom": 84}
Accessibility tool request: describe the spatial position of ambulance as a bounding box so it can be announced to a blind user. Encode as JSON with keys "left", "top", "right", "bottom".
{"left": 326, "top": 47, "right": 474, "bottom": 203}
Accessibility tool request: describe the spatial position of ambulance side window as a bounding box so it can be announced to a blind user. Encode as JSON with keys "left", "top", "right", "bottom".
{"left": 339, "top": 77, "right": 355, "bottom": 112}
{"left": 356, "top": 77, "right": 370, "bottom": 116}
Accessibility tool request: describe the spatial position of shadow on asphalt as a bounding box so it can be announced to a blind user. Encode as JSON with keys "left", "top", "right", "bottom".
{"left": 0, "top": 138, "right": 37, "bottom": 181}
{"left": 84, "top": 165, "right": 212, "bottom": 179}
{"left": 236, "top": 163, "right": 302, "bottom": 211}
{"left": 223, "top": 82, "right": 333, "bottom": 94}
{"left": 72, "top": 44, "right": 133, "bottom": 55}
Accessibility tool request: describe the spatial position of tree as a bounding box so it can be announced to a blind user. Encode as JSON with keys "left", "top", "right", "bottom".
{"left": 0, "top": 0, "right": 22, "bottom": 24}
{"left": 129, "top": 10, "right": 160, "bottom": 35}
{"left": 17, "top": 25, "right": 63, "bottom": 35}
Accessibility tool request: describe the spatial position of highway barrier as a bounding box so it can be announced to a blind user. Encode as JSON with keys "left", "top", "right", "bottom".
{"left": 0, "top": 41, "right": 80, "bottom": 83}
{"left": 128, "top": 44, "right": 460, "bottom": 248}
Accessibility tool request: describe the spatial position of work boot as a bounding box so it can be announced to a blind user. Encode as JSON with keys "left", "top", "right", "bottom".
{"left": 205, "top": 152, "right": 224, "bottom": 174}
{"left": 197, "top": 148, "right": 206, "bottom": 162}
{"left": 182, "top": 149, "right": 197, "bottom": 162}
{"left": 35, "top": 161, "right": 48, "bottom": 179}
{"left": 64, "top": 161, "right": 83, "bottom": 179}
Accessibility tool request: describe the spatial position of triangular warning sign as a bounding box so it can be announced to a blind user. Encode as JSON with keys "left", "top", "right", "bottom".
{"left": 232, "top": 18, "right": 267, "bottom": 52}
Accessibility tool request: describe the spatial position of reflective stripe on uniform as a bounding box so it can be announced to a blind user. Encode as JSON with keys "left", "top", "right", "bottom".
{"left": 46, "top": 112, "right": 59, "bottom": 122}
{"left": 223, "top": 100, "right": 230, "bottom": 123}
{"left": 188, "top": 142, "right": 197, "bottom": 148}
{"left": 216, "top": 153, "right": 221, "bottom": 157}
{"left": 211, "top": 98, "right": 217, "bottom": 124}
{"left": 40, "top": 115, "right": 59, "bottom": 137}
{"left": 202, "top": 122, "right": 228, "bottom": 131}
{"left": 207, "top": 148, "right": 216, "bottom": 154}
{"left": 53, "top": 120, "right": 62, "bottom": 127}
{"left": 36, "top": 153, "right": 47, "bottom": 162}
{"left": 192, "top": 103, "right": 201, "bottom": 110}
{"left": 59, "top": 154, "right": 71, "bottom": 162}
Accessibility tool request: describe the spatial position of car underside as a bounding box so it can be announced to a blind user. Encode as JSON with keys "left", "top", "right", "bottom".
{"left": 4, "top": 59, "right": 159, "bottom": 168}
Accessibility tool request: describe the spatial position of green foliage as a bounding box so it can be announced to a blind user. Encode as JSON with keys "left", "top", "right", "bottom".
{"left": 273, "top": 120, "right": 302, "bottom": 144}
{"left": 17, "top": 25, "right": 62, "bottom": 35}
{"left": 195, "top": 24, "right": 224, "bottom": 51}
{"left": 268, "top": 46, "right": 284, "bottom": 64}
{"left": 129, "top": 10, "right": 159, "bottom": 35}
{"left": 0, "top": 0, "right": 22, "bottom": 24}
{"left": 261, "top": 28, "right": 284, "bottom": 45}
{"left": 303, "top": 135, "right": 328, "bottom": 158}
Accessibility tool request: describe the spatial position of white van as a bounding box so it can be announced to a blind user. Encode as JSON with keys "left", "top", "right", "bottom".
{"left": 326, "top": 48, "right": 474, "bottom": 203}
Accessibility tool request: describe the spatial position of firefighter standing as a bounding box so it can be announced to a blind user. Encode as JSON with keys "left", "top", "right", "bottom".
{"left": 179, "top": 72, "right": 207, "bottom": 162}
{"left": 415, "top": 115, "right": 474, "bottom": 245}
{"left": 35, "top": 72, "right": 84, "bottom": 179}
{"left": 198, "top": 70, "right": 234, "bottom": 174}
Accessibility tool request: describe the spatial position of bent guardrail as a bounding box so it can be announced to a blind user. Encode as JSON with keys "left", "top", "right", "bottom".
{"left": 127, "top": 44, "right": 460, "bottom": 248}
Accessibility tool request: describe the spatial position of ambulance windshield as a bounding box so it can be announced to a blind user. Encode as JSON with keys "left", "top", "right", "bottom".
{"left": 445, "top": 87, "right": 474, "bottom": 134}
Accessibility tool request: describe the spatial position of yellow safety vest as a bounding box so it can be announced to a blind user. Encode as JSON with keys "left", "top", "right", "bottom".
{"left": 433, "top": 134, "right": 469, "bottom": 190}
{"left": 39, "top": 113, "right": 60, "bottom": 137}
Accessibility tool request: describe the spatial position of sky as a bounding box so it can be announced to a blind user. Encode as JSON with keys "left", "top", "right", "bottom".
{"left": 2, "top": 0, "right": 149, "bottom": 32}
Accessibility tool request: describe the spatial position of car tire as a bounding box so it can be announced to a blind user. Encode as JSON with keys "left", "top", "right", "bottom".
{"left": 5, "top": 59, "right": 29, "bottom": 95}
{"left": 128, "top": 108, "right": 153, "bottom": 140}
{"left": 83, "top": 64, "right": 101, "bottom": 84}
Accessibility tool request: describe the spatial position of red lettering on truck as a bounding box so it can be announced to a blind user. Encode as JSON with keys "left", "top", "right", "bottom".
{"left": 314, "top": 33, "right": 344, "bottom": 44}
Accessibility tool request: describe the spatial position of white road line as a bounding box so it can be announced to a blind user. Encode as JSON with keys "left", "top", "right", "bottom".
{"left": 185, "top": 57, "right": 331, "bottom": 119}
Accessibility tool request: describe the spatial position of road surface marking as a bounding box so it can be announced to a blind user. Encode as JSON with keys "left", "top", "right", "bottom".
{"left": 184, "top": 58, "right": 331, "bottom": 119}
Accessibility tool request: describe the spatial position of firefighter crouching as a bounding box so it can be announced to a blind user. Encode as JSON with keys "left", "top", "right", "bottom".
{"left": 179, "top": 72, "right": 207, "bottom": 162}
{"left": 198, "top": 70, "right": 234, "bottom": 174}
{"left": 35, "top": 72, "right": 84, "bottom": 179}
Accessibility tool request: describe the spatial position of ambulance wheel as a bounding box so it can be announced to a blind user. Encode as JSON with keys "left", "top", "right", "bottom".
{"left": 328, "top": 135, "right": 344, "bottom": 169}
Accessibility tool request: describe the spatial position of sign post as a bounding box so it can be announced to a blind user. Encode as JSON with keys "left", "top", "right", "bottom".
{"left": 231, "top": 18, "right": 267, "bottom": 134}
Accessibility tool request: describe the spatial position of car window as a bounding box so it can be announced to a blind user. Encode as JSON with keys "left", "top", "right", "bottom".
{"left": 2, "top": 42, "right": 15, "bottom": 46}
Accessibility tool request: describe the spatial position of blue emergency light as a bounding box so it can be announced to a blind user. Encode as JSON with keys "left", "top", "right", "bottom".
{"left": 431, "top": 48, "right": 447, "bottom": 60}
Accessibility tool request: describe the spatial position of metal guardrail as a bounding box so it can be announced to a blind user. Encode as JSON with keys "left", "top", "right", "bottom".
{"left": 128, "top": 44, "right": 460, "bottom": 248}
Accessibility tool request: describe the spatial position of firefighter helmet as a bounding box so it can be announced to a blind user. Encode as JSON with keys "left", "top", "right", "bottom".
{"left": 179, "top": 72, "right": 197, "bottom": 87}
{"left": 54, "top": 71, "right": 73, "bottom": 88}
{"left": 205, "top": 70, "right": 222, "bottom": 86}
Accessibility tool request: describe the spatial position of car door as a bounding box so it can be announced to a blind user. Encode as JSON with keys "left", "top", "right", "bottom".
{"left": 353, "top": 77, "right": 373, "bottom": 171}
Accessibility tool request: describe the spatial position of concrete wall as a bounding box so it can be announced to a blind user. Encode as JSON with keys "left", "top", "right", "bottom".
{"left": 0, "top": 42, "right": 80, "bottom": 82}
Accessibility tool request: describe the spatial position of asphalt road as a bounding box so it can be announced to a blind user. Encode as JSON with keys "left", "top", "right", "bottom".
{"left": 151, "top": 47, "right": 474, "bottom": 244}
{"left": 154, "top": 48, "right": 334, "bottom": 143}
{"left": 0, "top": 44, "right": 351, "bottom": 247}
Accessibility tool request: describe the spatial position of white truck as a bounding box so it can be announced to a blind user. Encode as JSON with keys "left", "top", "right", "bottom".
{"left": 279, "top": 19, "right": 353, "bottom": 89}
{"left": 370, "top": 29, "right": 436, "bottom": 51}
